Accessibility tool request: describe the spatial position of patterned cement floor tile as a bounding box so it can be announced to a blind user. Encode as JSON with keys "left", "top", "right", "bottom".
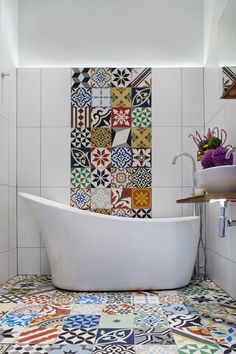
{"left": 192, "top": 304, "right": 228, "bottom": 315}
{"left": 159, "top": 295, "right": 190, "bottom": 306}
{"left": 8, "top": 304, "right": 42, "bottom": 316}
{"left": 0, "top": 325, "right": 23, "bottom": 344}
{"left": 0, "top": 276, "right": 236, "bottom": 353}
{"left": 132, "top": 294, "right": 159, "bottom": 305}
{"left": 107, "top": 293, "right": 132, "bottom": 305}
{"left": 55, "top": 327, "right": 97, "bottom": 345}
{"left": 50, "top": 343, "right": 92, "bottom": 354}
{"left": 0, "top": 313, "right": 37, "bottom": 328}
{"left": 136, "top": 344, "right": 178, "bottom": 354}
{"left": 218, "top": 342, "right": 236, "bottom": 353}
{"left": 93, "top": 344, "right": 135, "bottom": 354}
{"left": 201, "top": 313, "right": 236, "bottom": 328}
{"left": 103, "top": 304, "right": 133, "bottom": 315}
{"left": 16, "top": 326, "right": 59, "bottom": 345}
{"left": 71, "top": 305, "right": 103, "bottom": 316}
{"left": 134, "top": 304, "right": 163, "bottom": 315}
{"left": 134, "top": 327, "right": 174, "bottom": 345}
{"left": 0, "top": 304, "right": 17, "bottom": 314}
{"left": 134, "top": 313, "right": 169, "bottom": 330}
{"left": 172, "top": 328, "right": 216, "bottom": 347}
{"left": 163, "top": 304, "right": 197, "bottom": 316}
{"left": 208, "top": 324, "right": 236, "bottom": 345}
{"left": 224, "top": 306, "right": 236, "bottom": 315}
{"left": 76, "top": 296, "right": 104, "bottom": 306}
{"left": 168, "top": 315, "right": 205, "bottom": 329}
{"left": 96, "top": 329, "right": 134, "bottom": 345}
{"left": 63, "top": 314, "right": 100, "bottom": 329}
{"left": 187, "top": 296, "right": 218, "bottom": 305}
{"left": 4, "top": 343, "right": 52, "bottom": 353}
{"left": 0, "top": 344, "right": 9, "bottom": 353}
{"left": 178, "top": 287, "right": 210, "bottom": 297}
{"left": 99, "top": 315, "right": 133, "bottom": 328}
{"left": 177, "top": 343, "right": 222, "bottom": 354}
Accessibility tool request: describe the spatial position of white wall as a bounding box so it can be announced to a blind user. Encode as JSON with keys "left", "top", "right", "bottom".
{"left": 0, "top": 0, "right": 18, "bottom": 283}
{"left": 18, "top": 0, "right": 204, "bottom": 67}
{"left": 17, "top": 67, "right": 204, "bottom": 274}
{"left": 204, "top": 0, "right": 236, "bottom": 299}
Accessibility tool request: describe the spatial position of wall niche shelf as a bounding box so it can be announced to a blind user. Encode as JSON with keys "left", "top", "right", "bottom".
{"left": 221, "top": 81, "right": 236, "bottom": 99}
{"left": 176, "top": 192, "right": 236, "bottom": 204}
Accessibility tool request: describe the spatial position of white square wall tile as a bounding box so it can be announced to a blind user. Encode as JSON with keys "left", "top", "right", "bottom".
{"left": 9, "top": 187, "right": 17, "bottom": 250}
{"left": 182, "top": 126, "right": 203, "bottom": 187}
{"left": 0, "top": 252, "right": 8, "bottom": 284}
{"left": 0, "top": 117, "right": 9, "bottom": 185}
{"left": 182, "top": 68, "right": 204, "bottom": 126}
{"left": 18, "top": 188, "right": 41, "bottom": 248}
{"left": 0, "top": 185, "right": 9, "bottom": 254}
{"left": 17, "top": 69, "right": 41, "bottom": 127}
{"left": 41, "top": 248, "right": 50, "bottom": 275}
{"left": 8, "top": 124, "right": 16, "bottom": 186}
{"left": 152, "top": 68, "right": 181, "bottom": 127}
{"left": 18, "top": 248, "right": 40, "bottom": 275}
{"left": 8, "top": 69, "right": 17, "bottom": 126}
{"left": 226, "top": 202, "right": 236, "bottom": 263}
{"left": 0, "top": 71, "right": 11, "bottom": 121}
{"left": 226, "top": 259, "right": 236, "bottom": 300}
{"left": 206, "top": 250, "right": 226, "bottom": 289}
{"left": 152, "top": 187, "right": 182, "bottom": 218}
{"left": 18, "top": 128, "right": 40, "bottom": 187}
{"left": 8, "top": 248, "right": 17, "bottom": 279}
{"left": 41, "top": 68, "right": 71, "bottom": 127}
{"left": 206, "top": 202, "right": 226, "bottom": 257}
{"left": 204, "top": 67, "right": 214, "bottom": 125}
{"left": 41, "top": 127, "right": 70, "bottom": 187}
{"left": 41, "top": 187, "right": 70, "bottom": 205}
{"left": 152, "top": 127, "right": 181, "bottom": 187}
{"left": 182, "top": 187, "right": 194, "bottom": 216}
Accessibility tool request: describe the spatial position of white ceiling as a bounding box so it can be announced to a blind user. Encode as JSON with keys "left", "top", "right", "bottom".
{"left": 18, "top": 0, "right": 204, "bottom": 67}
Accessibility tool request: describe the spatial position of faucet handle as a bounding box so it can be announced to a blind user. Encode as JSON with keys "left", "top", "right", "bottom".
{"left": 226, "top": 146, "right": 236, "bottom": 159}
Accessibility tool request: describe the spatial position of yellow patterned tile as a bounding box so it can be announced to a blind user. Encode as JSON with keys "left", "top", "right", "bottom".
{"left": 112, "top": 88, "right": 131, "bottom": 107}
{"left": 131, "top": 128, "right": 151, "bottom": 148}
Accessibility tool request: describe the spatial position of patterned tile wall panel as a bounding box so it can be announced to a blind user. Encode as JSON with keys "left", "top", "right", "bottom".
{"left": 222, "top": 66, "right": 236, "bottom": 93}
{"left": 70, "top": 68, "right": 152, "bottom": 218}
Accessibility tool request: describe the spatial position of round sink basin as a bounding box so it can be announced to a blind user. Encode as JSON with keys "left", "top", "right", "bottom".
{"left": 194, "top": 165, "right": 236, "bottom": 193}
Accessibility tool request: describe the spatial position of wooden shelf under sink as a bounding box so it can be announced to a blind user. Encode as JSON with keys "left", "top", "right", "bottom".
{"left": 176, "top": 192, "right": 236, "bottom": 204}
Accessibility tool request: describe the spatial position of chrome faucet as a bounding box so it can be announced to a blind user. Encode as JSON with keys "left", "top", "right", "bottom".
{"left": 225, "top": 146, "right": 236, "bottom": 163}
{"left": 172, "top": 152, "right": 197, "bottom": 196}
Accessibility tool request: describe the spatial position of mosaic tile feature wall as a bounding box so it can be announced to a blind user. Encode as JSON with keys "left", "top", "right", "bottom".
{"left": 70, "top": 68, "right": 152, "bottom": 218}
{"left": 222, "top": 66, "right": 236, "bottom": 93}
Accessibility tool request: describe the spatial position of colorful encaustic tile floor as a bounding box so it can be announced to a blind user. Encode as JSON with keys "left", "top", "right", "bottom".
{"left": 0, "top": 276, "right": 236, "bottom": 354}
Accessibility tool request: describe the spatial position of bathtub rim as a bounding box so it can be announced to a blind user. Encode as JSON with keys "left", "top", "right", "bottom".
{"left": 19, "top": 192, "right": 199, "bottom": 223}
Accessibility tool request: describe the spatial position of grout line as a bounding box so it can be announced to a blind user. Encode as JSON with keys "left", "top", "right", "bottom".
{"left": 16, "top": 68, "right": 19, "bottom": 277}
{"left": 18, "top": 125, "right": 71, "bottom": 128}
{"left": 180, "top": 68, "right": 183, "bottom": 217}
{"left": 39, "top": 68, "right": 42, "bottom": 274}
{"left": 205, "top": 101, "right": 228, "bottom": 126}
{"left": 206, "top": 247, "right": 236, "bottom": 265}
{"left": 17, "top": 125, "right": 205, "bottom": 129}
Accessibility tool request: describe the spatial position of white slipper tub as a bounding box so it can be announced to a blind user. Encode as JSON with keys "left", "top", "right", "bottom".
{"left": 19, "top": 193, "right": 200, "bottom": 291}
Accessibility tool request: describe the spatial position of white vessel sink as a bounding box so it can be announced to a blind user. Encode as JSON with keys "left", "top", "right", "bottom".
{"left": 194, "top": 165, "right": 236, "bottom": 193}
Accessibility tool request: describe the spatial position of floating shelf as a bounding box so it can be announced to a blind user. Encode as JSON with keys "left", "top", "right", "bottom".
{"left": 176, "top": 192, "right": 236, "bottom": 204}
{"left": 221, "top": 81, "right": 236, "bottom": 99}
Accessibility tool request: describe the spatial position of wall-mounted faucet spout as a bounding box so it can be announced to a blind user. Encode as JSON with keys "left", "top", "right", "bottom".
{"left": 172, "top": 152, "right": 197, "bottom": 196}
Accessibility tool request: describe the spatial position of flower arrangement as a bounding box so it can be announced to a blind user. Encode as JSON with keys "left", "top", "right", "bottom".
{"left": 189, "top": 127, "right": 233, "bottom": 169}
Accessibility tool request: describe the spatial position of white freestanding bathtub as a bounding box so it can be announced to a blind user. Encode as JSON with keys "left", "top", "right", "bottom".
{"left": 19, "top": 193, "right": 200, "bottom": 291}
